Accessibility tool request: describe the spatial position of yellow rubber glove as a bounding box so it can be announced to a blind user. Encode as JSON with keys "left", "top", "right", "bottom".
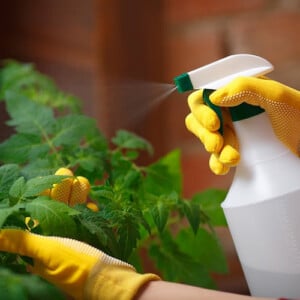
{"left": 42, "top": 168, "right": 91, "bottom": 207}
{"left": 186, "top": 90, "right": 240, "bottom": 175}
{"left": 186, "top": 77, "right": 300, "bottom": 175}
{"left": 0, "top": 229, "right": 160, "bottom": 300}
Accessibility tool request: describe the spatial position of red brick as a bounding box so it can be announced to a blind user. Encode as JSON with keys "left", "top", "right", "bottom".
{"left": 228, "top": 11, "right": 300, "bottom": 63}
{"left": 181, "top": 147, "right": 233, "bottom": 197}
{"left": 228, "top": 11, "right": 300, "bottom": 88}
{"left": 162, "top": 25, "right": 226, "bottom": 150}
{"left": 164, "top": 0, "right": 268, "bottom": 24}
{"left": 163, "top": 26, "right": 224, "bottom": 81}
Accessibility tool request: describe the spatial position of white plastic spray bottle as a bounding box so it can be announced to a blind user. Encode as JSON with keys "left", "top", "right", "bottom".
{"left": 174, "top": 54, "right": 300, "bottom": 298}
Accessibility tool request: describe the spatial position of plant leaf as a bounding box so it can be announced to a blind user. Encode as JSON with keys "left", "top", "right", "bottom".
{"left": 0, "top": 267, "right": 65, "bottom": 300}
{"left": 75, "top": 207, "right": 110, "bottom": 247}
{"left": 176, "top": 227, "right": 228, "bottom": 274}
{"left": 149, "top": 230, "right": 216, "bottom": 288}
{"left": 183, "top": 200, "right": 201, "bottom": 234}
{"left": 118, "top": 217, "right": 141, "bottom": 261}
{"left": 144, "top": 149, "right": 182, "bottom": 196}
{"left": 151, "top": 202, "right": 169, "bottom": 233}
{"left": 26, "top": 198, "right": 79, "bottom": 237}
{"left": 5, "top": 91, "right": 55, "bottom": 135}
{"left": 0, "top": 60, "right": 80, "bottom": 112}
{"left": 192, "top": 189, "right": 227, "bottom": 226}
{"left": 52, "top": 115, "right": 97, "bottom": 147}
{"left": 112, "top": 130, "right": 153, "bottom": 155}
{"left": 21, "top": 159, "right": 55, "bottom": 179}
{"left": 23, "top": 175, "right": 67, "bottom": 198}
{"left": 9, "top": 177, "right": 26, "bottom": 205}
{"left": 0, "top": 207, "right": 18, "bottom": 228}
{"left": 0, "top": 134, "right": 48, "bottom": 164}
{"left": 0, "top": 164, "right": 20, "bottom": 200}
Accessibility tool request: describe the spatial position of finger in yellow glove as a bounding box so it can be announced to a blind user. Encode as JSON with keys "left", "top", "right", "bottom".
{"left": 210, "top": 76, "right": 300, "bottom": 157}
{"left": 186, "top": 90, "right": 240, "bottom": 175}
{"left": 43, "top": 167, "right": 91, "bottom": 207}
{"left": 0, "top": 229, "right": 160, "bottom": 300}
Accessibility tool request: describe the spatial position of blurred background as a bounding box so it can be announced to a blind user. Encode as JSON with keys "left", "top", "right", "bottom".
{"left": 0, "top": 0, "right": 299, "bottom": 295}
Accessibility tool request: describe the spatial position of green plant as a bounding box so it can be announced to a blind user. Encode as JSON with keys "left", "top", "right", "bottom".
{"left": 0, "top": 60, "right": 228, "bottom": 298}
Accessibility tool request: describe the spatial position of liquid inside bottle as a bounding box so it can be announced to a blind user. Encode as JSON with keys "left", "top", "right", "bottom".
{"left": 222, "top": 109, "right": 300, "bottom": 298}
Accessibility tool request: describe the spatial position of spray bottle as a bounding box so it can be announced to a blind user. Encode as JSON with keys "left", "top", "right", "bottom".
{"left": 174, "top": 54, "right": 300, "bottom": 298}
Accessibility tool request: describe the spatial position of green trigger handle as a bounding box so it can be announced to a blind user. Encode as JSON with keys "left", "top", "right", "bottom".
{"left": 203, "top": 89, "right": 224, "bottom": 135}
{"left": 202, "top": 89, "right": 265, "bottom": 135}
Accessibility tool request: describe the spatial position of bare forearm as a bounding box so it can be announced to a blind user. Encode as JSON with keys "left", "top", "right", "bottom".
{"left": 135, "top": 281, "right": 273, "bottom": 300}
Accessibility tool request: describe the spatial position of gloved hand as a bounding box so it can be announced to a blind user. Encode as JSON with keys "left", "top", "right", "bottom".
{"left": 42, "top": 167, "right": 91, "bottom": 207}
{"left": 185, "top": 77, "right": 300, "bottom": 175}
{"left": 186, "top": 89, "right": 240, "bottom": 175}
{"left": 0, "top": 229, "right": 160, "bottom": 300}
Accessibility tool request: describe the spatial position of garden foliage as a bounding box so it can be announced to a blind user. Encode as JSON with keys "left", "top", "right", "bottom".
{"left": 0, "top": 61, "right": 228, "bottom": 298}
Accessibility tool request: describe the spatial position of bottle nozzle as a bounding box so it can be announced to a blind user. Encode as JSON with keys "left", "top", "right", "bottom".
{"left": 173, "top": 73, "right": 194, "bottom": 93}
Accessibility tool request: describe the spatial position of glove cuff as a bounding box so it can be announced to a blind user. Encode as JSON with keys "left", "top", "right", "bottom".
{"left": 84, "top": 258, "right": 160, "bottom": 300}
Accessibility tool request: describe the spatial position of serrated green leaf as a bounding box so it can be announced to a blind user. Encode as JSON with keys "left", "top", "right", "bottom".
{"left": 0, "top": 164, "right": 20, "bottom": 200}
{"left": 0, "top": 61, "right": 43, "bottom": 99}
{"left": 0, "top": 134, "right": 48, "bottom": 164}
{"left": 192, "top": 189, "right": 227, "bottom": 226}
{"left": 117, "top": 215, "right": 141, "bottom": 260}
{"left": 84, "top": 127, "right": 108, "bottom": 151}
{"left": 110, "top": 151, "right": 134, "bottom": 183}
{"left": 121, "top": 169, "right": 141, "bottom": 189}
{"left": 74, "top": 205, "right": 113, "bottom": 250}
{"left": 5, "top": 91, "right": 55, "bottom": 135}
{"left": 144, "top": 149, "right": 182, "bottom": 196}
{"left": 23, "top": 175, "right": 67, "bottom": 198}
{"left": 26, "top": 198, "right": 79, "bottom": 237}
{"left": 9, "top": 177, "right": 26, "bottom": 205}
{"left": 112, "top": 130, "right": 153, "bottom": 155}
{"left": 151, "top": 202, "right": 169, "bottom": 233}
{"left": 0, "top": 60, "right": 80, "bottom": 112}
{"left": 52, "top": 115, "right": 96, "bottom": 147}
{"left": 92, "top": 186, "right": 114, "bottom": 202}
{"left": 72, "top": 155, "right": 102, "bottom": 173}
{"left": 21, "top": 159, "right": 56, "bottom": 179}
{"left": 176, "top": 228, "right": 228, "bottom": 274}
{"left": 100, "top": 206, "right": 144, "bottom": 260}
{"left": 149, "top": 230, "right": 216, "bottom": 288}
{"left": 183, "top": 200, "right": 201, "bottom": 234}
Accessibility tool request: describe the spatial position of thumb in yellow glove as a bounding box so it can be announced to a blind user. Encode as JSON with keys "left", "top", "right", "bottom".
{"left": 0, "top": 229, "right": 160, "bottom": 300}
{"left": 186, "top": 77, "right": 300, "bottom": 175}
